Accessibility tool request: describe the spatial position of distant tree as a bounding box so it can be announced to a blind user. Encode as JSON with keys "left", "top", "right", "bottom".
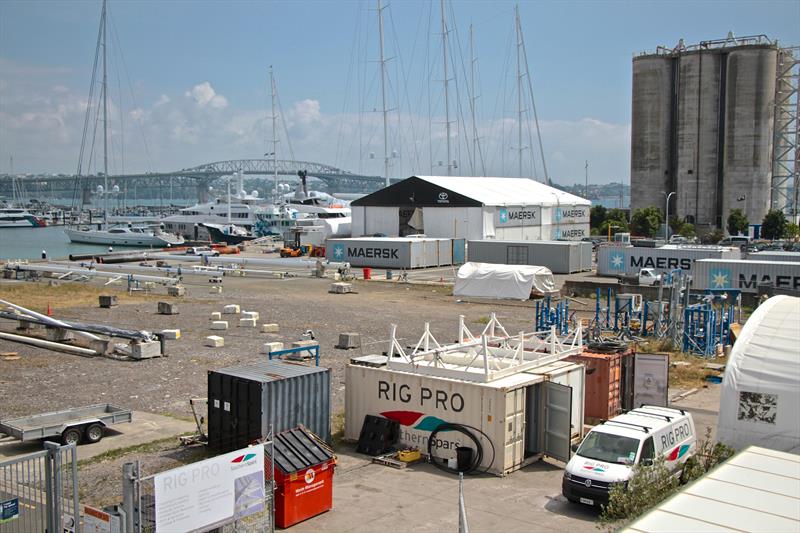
{"left": 590, "top": 205, "right": 607, "bottom": 229}
{"left": 786, "top": 223, "right": 799, "bottom": 241}
{"left": 629, "top": 207, "right": 663, "bottom": 238}
{"left": 679, "top": 223, "right": 696, "bottom": 238}
{"left": 669, "top": 216, "right": 683, "bottom": 234}
{"left": 761, "top": 210, "right": 788, "bottom": 240}
{"left": 702, "top": 229, "right": 724, "bottom": 244}
{"left": 726, "top": 209, "right": 749, "bottom": 236}
{"left": 599, "top": 218, "right": 629, "bottom": 237}
{"left": 606, "top": 208, "right": 628, "bottom": 223}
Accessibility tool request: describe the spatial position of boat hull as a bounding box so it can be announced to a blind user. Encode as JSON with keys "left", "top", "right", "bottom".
{"left": 64, "top": 228, "right": 184, "bottom": 247}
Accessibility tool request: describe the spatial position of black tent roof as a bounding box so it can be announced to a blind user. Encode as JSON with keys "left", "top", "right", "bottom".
{"left": 351, "top": 176, "right": 483, "bottom": 207}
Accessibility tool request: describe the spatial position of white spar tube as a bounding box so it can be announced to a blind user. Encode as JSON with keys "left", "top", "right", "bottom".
{"left": 10, "top": 263, "right": 179, "bottom": 285}
{"left": 143, "top": 252, "right": 349, "bottom": 270}
{"left": 0, "top": 298, "right": 101, "bottom": 342}
{"left": 0, "top": 331, "right": 99, "bottom": 356}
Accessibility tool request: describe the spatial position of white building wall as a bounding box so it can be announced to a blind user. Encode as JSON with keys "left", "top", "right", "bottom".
{"left": 351, "top": 206, "right": 366, "bottom": 237}
{"left": 421, "top": 207, "right": 485, "bottom": 240}
{"left": 363, "top": 207, "right": 399, "bottom": 236}
{"left": 494, "top": 225, "right": 543, "bottom": 240}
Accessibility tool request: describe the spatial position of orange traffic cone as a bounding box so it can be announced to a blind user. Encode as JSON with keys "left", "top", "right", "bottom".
{"left": 46, "top": 303, "right": 53, "bottom": 317}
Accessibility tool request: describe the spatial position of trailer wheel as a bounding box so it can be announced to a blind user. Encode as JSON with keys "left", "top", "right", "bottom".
{"left": 85, "top": 423, "right": 104, "bottom": 443}
{"left": 61, "top": 427, "right": 82, "bottom": 446}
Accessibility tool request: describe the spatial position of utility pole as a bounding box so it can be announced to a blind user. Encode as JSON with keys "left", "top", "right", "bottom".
{"left": 515, "top": 5, "right": 524, "bottom": 178}
{"left": 377, "top": 0, "right": 390, "bottom": 188}
{"left": 440, "top": 0, "right": 452, "bottom": 176}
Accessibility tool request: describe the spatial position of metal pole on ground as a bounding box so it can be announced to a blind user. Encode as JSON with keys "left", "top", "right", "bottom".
{"left": 458, "top": 472, "right": 469, "bottom": 533}
{"left": 122, "top": 463, "right": 136, "bottom": 533}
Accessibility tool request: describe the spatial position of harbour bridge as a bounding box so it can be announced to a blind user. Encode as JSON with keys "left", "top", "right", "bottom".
{"left": 1, "top": 159, "right": 394, "bottom": 203}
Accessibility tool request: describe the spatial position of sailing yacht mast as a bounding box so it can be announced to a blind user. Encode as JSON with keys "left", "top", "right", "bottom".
{"left": 440, "top": 0, "right": 452, "bottom": 176}
{"left": 270, "top": 66, "right": 279, "bottom": 201}
{"left": 101, "top": 0, "right": 109, "bottom": 227}
{"left": 377, "top": 0, "right": 390, "bottom": 188}
{"left": 515, "top": 5, "right": 524, "bottom": 178}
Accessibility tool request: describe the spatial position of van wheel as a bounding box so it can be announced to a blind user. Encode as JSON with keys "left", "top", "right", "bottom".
{"left": 85, "top": 423, "right": 104, "bottom": 443}
{"left": 61, "top": 427, "right": 82, "bottom": 446}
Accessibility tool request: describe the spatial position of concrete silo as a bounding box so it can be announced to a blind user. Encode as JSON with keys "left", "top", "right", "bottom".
{"left": 630, "top": 56, "right": 674, "bottom": 216}
{"left": 721, "top": 46, "right": 777, "bottom": 226}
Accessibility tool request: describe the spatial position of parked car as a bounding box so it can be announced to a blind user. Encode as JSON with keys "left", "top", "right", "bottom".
{"left": 185, "top": 246, "right": 219, "bottom": 257}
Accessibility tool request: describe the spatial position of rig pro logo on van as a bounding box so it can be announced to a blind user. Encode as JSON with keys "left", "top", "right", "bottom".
{"left": 609, "top": 251, "right": 626, "bottom": 271}
{"left": 709, "top": 268, "right": 732, "bottom": 289}
{"left": 667, "top": 445, "right": 691, "bottom": 461}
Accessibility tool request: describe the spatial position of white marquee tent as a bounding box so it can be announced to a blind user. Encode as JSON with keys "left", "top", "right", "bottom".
{"left": 454, "top": 262, "right": 556, "bottom": 300}
{"left": 717, "top": 295, "right": 800, "bottom": 454}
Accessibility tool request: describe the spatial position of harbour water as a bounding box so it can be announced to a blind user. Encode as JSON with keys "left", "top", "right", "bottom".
{"left": 0, "top": 226, "right": 148, "bottom": 260}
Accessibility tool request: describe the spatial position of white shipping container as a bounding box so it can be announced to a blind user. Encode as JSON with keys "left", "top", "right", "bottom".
{"left": 692, "top": 259, "right": 800, "bottom": 293}
{"left": 747, "top": 251, "right": 800, "bottom": 263}
{"left": 345, "top": 361, "right": 585, "bottom": 476}
{"left": 597, "top": 245, "right": 741, "bottom": 276}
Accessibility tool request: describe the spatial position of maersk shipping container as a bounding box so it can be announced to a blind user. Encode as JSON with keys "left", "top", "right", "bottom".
{"left": 692, "top": 259, "right": 800, "bottom": 294}
{"left": 597, "top": 244, "right": 741, "bottom": 276}
{"left": 345, "top": 360, "right": 585, "bottom": 476}
{"left": 467, "top": 240, "right": 591, "bottom": 273}
{"left": 746, "top": 251, "right": 800, "bottom": 263}
{"left": 208, "top": 360, "right": 331, "bottom": 453}
{"left": 326, "top": 237, "right": 464, "bottom": 268}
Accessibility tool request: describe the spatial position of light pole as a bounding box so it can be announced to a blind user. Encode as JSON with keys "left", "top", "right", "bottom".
{"left": 663, "top": 191, "right": 676, "bottom": 240}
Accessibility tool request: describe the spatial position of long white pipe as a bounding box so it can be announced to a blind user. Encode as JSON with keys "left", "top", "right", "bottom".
{"left": 143, "top": 253, "right": 348, "bottom": 270}
{"left": 11, "top": 263, "right": 179, "bottom": 285}
{"left": 0, "top": 331, "right": 98, "bottom": 356}
{"left": 53, "top": 261, "right": 290, "bottom": 279}
{"left": 0, "top": 298, "right": 101, "bottom": 342}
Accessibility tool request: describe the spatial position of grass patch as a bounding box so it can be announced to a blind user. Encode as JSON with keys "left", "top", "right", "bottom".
{"left": 0, "top": 281, "right": 159, "bottom": 313}
{"left": 77, "top": 433, "right": 197, "bottom": 468}
{"left": 475, "top": 315, "right": 491, "bottom": 325}
{"left": 330, "top": 410, "right": 346, "bottom": 447}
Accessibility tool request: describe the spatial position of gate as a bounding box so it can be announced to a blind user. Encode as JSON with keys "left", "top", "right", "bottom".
{"left": 0, "top": 442, "right": 80, "bottom": 533}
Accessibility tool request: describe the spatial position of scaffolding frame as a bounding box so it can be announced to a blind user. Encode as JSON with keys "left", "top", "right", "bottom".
{"left": 772, "top": 46, "right": 799, "bottom": 218}
{"left": 386, "top": 313, "right": 583, "bottom": 383}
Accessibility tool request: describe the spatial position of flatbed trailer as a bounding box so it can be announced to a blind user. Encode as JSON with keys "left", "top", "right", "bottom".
{"left": 0, "top": 404, "right": 132, "bottom": 445}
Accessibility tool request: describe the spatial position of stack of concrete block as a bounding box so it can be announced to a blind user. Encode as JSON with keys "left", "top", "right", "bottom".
{"left": 210, "top": 286, "right": 223, "bottom": 294}
{"left": 239, "top": 317, "right": 257, "bottom": 328}
{"left": 336, "top": 332, "right": 361, "bottom": 350}
{"left": 205, "top": 336, "right": 224, "bottom": 347}
{"left": 241, "top": 311, "right": 259, "bottom": 321}
{"left": 292, "top": 340, "right": 318, "bottom": 348}
{"left": 210, "top": 312, "right": 222, "bottom": 320}
{"left": 329, "top": 282, "right": 354, "bottom": 294}
{"left": 99, "top": 295, "right": 118, "bottom": 308}
{"left": 259, "top": 342, "right": 284, "bottom": 355}
{"left": 210, "top": 321, "right": 229, "bottom": 331}
{"left": 161, "top": 329, "right": 181, "bottom": 340}
{"left": 261, "top": 323, "right": 279, "bottom": 333}
{"left": 223, "top": 304, "right": 240, "bottom": 314}
{"left": 167, "top": 285, "right": 186, "bottom": 297}
{"left": 157, "top": 301, "right": 179, "bottom": 315}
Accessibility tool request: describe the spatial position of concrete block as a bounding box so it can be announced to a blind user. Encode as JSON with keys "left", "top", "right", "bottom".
{"left": 241, "top": 311, "right": 260, "bottom": 321}
{"left": 210, "top": 311, "right": 222, "bottom": 320}
{"left": 222, "top": 304, "right": 240, "bottom": 314}
{"left": 329, "top": 282, "right": 353, "bottom": 294}
{"left": 129, "top": 340, "right": 162, "bottom": 359}
{"left": 161, "top": 329, "right": 181, "bottom": 340}
{"left": 292, "top": 340, "right": 318, "bottom": 348}
{"left": 45, "top": 327, "right": 75, "bottom": 342}
{"left": 167, "top": 285, "right": 186, "bottom": 297}
{"left": 210, "top": 286, "right": 223, "bottom": 294}
{"left": 261, "top": 323, "right": 279, "bottom": 333}
{"left": 259, "top": 342, "right": 285, "bottom": 355}
{"left": 336, "top": 332, "right": 361, "bottom": 350}
{"left": 157, "top": 301, "right": 179, "bottom": 315}
{"left": 210, "top": 321, "right": 229, "bottom": 331}
{"left": 99, "top": 295, "right": 118, "bottom": 308}
{"left": 239, "top": 317, "right": 258, "bottom": 328}
{"left": 204, "top": 335, "right": 224, "bottom": 348}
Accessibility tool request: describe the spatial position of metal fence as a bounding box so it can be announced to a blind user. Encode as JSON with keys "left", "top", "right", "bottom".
{"left": 0, "top": 442, "right": 80, "bottom": 533}
{"left": 123, "top": 437, "right": 275, "bottom": 533}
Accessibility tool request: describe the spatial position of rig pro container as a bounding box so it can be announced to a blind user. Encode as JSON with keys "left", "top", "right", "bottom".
{"left": 208, "top": 360, "right": 331, "bottom": 453}
{"left": 344, "top": 361, "right": 585, "bottom": 476}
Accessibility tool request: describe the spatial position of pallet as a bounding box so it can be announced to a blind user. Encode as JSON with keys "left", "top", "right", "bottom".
{"left": 372, "top": 453, "right": 407, "bottom": 469}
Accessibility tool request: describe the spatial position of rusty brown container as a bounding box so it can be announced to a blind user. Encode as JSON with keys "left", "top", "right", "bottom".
{"left": 566, "top": 349, "right": 633, "bottom": 424}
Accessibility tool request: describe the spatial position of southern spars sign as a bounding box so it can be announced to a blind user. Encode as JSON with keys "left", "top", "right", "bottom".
{"left": 154, "top": 444, "right": 265, "bottom": 532}
{"left": 495, "top": 206, "right": 542, "bottom": 227}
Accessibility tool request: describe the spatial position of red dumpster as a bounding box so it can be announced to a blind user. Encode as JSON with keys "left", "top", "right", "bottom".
{"left": 267, "top": 426, "right": 335, "bottom": 528}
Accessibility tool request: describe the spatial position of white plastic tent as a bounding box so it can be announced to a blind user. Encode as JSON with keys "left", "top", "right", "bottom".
{"left": 717, "top": 295, "right": 800, "bottom": 454}
{"left": 454, "top": 262, "right": 556, "bottom": 300}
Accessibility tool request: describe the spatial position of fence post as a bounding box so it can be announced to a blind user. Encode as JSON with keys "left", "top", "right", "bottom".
{"left": 122, "top": 462, "right": 136, "bottom": 533}
{"left": 44, "top": 441, "right": 63, "bottom": 533}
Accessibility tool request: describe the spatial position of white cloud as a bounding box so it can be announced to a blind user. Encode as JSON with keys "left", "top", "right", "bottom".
{"left": 154, "top": 94, "right": 170, "bottom": 107}
{"left": 185, "top": 81, "right": 227, "bottom": 109}
{"left": 291, "top": 99, "right": 321, "bottom": 124}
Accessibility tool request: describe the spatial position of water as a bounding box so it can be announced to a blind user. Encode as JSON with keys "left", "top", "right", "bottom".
{"left": 0, "top": 226, "right": 146, "bottom": 260}
{"left": 594, "top": 195, "right": 630, "bottom": 209}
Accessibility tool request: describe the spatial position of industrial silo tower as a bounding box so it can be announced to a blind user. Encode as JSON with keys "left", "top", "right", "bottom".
{"left": 631, "top": 34, "right": 798, "bottom": 235}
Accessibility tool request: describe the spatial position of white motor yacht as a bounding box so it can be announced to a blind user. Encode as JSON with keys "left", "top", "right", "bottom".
{"left": 0, "top": 208, "right": 47, "bottom": 228}
{"left": 65, "top": 224, "right": 185, "bottom": 247}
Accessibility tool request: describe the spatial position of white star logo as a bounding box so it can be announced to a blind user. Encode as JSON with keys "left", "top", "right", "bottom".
{"left": 711, "top": 270, "right": 729, "bottom": 288}
{"left": 333, "top": 244, "right": 345, "bottom": 260}
{"left": 499, "top": 209, "right": 508, "bottom": 223}
{"left": 611, "top": 253, "right": 624, "bottom": 269}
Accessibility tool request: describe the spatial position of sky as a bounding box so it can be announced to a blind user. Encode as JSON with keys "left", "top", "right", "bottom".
{"left": 0, "top": 0, "right": 798, "bottom": 186}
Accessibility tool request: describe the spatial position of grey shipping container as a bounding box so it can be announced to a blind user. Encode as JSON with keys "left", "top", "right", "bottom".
{"left": 597, "top": 244, "right": 741, "bottom": 276}
{"left": 326, "top": 237, "right": 464, "bottom": 268}
{"left": 746, "top": 251, "right": 800, "bottom": 263}
{"left": 692, "top": 259, "right": 800, "bottom": 294}
{"left": 467, "top": 240, "right": 592, "bottom": 273}
{"left": 208, "top": 360, "right": 331, "bottom": 453}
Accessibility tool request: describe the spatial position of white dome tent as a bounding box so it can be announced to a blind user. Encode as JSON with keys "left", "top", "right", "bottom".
{"left": 717, "top": 295, "right": 800, "bottom": 454}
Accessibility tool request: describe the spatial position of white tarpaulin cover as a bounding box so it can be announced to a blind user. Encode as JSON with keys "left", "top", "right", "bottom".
{"left": 717, "top": 295, "right": 800, "bottom": 454}
{"left": 454, "top": 262, "right": 556, "bottom": 300}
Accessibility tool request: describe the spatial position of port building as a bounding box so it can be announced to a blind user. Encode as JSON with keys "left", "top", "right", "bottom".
{"left": 350, "top": 175, "right": 590, "bottom": 241}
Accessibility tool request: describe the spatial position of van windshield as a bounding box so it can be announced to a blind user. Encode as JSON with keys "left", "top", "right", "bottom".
{"left": 576, "top": 431, "right": 640, "bottom": 465}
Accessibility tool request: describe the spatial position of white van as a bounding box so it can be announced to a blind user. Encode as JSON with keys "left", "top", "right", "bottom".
{"left": 562, "top": 406, "right": 696, "bottom": 507}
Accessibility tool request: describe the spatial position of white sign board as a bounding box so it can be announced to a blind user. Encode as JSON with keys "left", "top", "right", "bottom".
{"left": 553, "top": 205, "right": 590, "bottom": 224}
{"left": 83, "top": 506, "right": 121, "bottom": 533}
{"left": 495, "top": 206, "right": 542, "bottom": 227}
{"left": 154, "top": 444, "right": 265, "bottom": 532}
